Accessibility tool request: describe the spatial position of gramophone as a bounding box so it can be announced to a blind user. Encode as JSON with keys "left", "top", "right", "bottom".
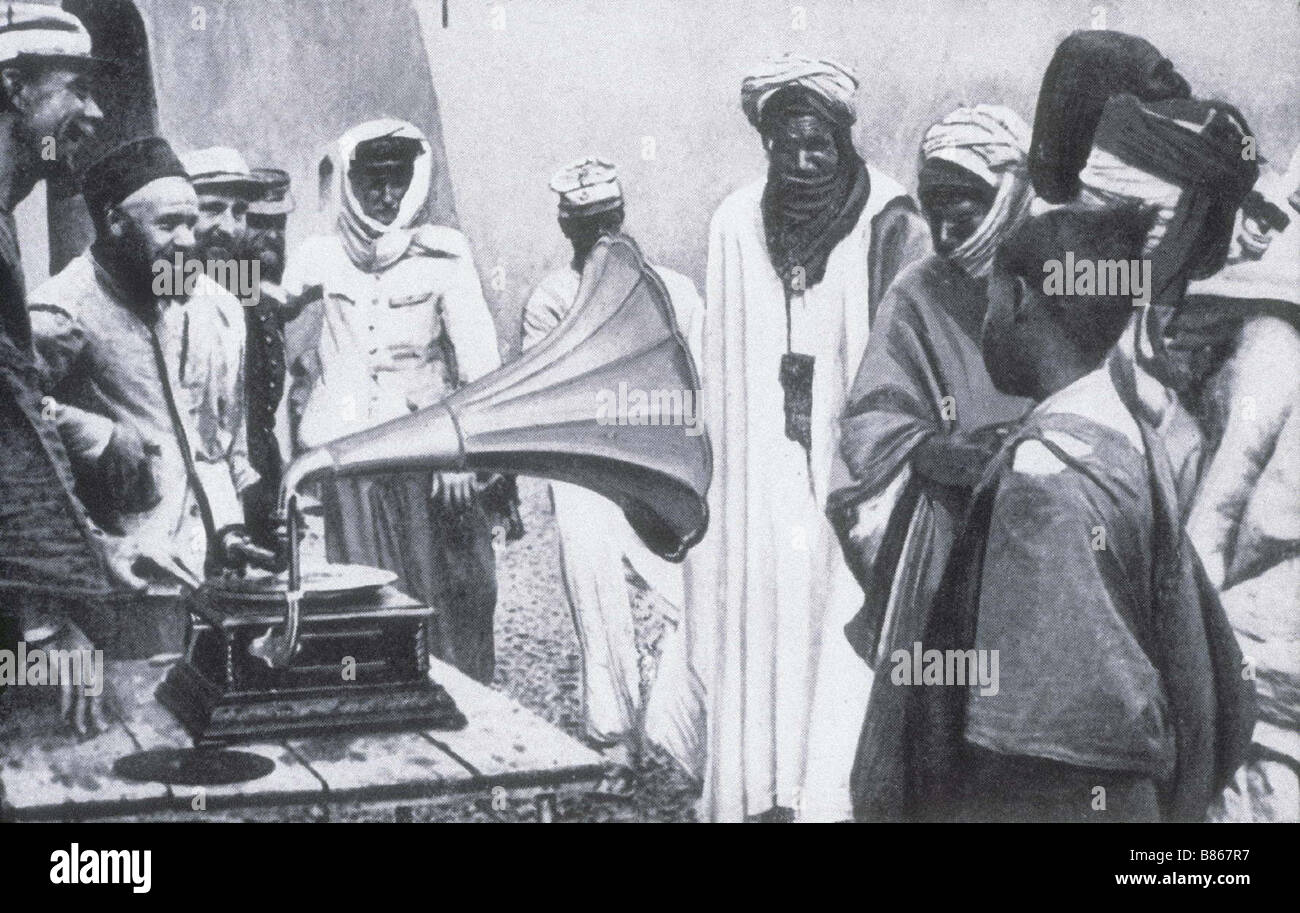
{"left": 157, "top": 234, "right": 712, "bottom": 744}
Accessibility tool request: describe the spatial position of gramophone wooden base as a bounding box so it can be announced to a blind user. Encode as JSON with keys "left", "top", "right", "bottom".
{"left": 156, "top": 583, "right": 468, "bottom": 746}
{"left": 157, "top": 661, "right": 466, "bottom": 746}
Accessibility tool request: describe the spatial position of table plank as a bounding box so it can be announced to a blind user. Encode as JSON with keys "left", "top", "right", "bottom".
{"left": 425, "top": 658, "right": 608, "bottom": 787}
{"left": 2, "top": 655, "right": 607, "bottom": 820}
{"left": 0, "top": 681, "right": 169, "bottom": 820}
{"left": 111, "top": 662, "right": 327, "bottom": 810}
{"left": 284, "top": 729, "right": 468, "bottom": 805}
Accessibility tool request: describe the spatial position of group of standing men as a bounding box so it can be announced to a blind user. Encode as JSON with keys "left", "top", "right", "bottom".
{"left": 664, "top": 37, "right": 1294, "bottom": 824}
{"left": 0, "top": 2, "right": 1295, "bottom": 824}
{"left": 0, "top": 3, "right": 512, "bottom": 728}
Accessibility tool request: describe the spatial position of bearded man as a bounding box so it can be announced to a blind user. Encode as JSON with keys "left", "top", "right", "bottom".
{"left": 826, "top": 105, "right": 1037, "bottom": 819}
{"left": 30, "top": 136, "right": 269, "bottom": 658}
{"left": 681, "top": 54, "right": 929, "bottom": 822}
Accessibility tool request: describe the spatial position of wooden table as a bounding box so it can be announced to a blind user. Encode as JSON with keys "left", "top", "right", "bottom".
{"left": 0, "top": 658, "right": 609, "bottom": 822}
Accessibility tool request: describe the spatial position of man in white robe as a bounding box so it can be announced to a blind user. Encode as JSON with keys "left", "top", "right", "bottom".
{"left": 521, "top": 158, "right": 702, "bottom": 785}
{"left": 681, "top": 55, "right": 929, "bottom": 821}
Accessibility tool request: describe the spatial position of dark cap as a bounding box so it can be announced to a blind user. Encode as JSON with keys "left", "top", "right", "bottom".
{"left": 351, "top": 133, "right": 424, "bottom": 170}
{"left": 81, "top": 135, "right": 188, "bottom": 219}
{"left": 248, "top": 166, "right": 294, "bottom": 216}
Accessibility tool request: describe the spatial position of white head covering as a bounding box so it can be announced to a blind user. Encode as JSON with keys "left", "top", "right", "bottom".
{"left": 549, "top": 156, "right": 622, "bottom": 216}
{"left": 0, "top": 3, "right": 93, "bottom": 67}
{"left": 323, "top": 118, "right": 433, "bottom": 272}
{"left": 921, "top": 104, "right": 1036, "bottom": 278}
{"left": 740, "top": 53, "right": 858, "bottom": 128}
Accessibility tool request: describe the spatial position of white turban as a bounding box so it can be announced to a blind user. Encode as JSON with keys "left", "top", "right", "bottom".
{"left": 921, "top": 104, "right": 1031, "bottom": 188}
{"left": 740, "top": 53, "right": 859, "bottom": 128}
{"left": 920, "top": 105, "right": 1036, "bottom": 279}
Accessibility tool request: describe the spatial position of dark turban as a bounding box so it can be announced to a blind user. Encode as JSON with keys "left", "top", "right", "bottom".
{"left": 1029, "top": 30, "right": 1190, "bottom": 203}
{"left": 1086, "top": 94, "right": 1259, "bottom": 304}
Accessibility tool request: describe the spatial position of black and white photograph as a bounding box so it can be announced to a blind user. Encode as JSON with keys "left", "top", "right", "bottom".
{"left": 0, "top": 0, "right": 1295, "bottom": 872}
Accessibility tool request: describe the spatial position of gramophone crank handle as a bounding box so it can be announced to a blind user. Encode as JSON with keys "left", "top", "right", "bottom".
{"left": 248, "top": 495, "right": 304, "bottom": 669}
{"left": 279, "top": 496, "right": 303, "bottom": 665}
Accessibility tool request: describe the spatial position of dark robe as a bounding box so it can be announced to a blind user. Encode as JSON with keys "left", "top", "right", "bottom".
{"left": 241, "top": 291, "right": 287, "bottom": 548}
{"left": 831, "top": 255, "right": 1031, "bottom": 663}
{"left": 0, "top": 210, "right": 122, "bottom": 699}
{"left": 853, "top": 409, "right": 1255, "bottom": 822}
{"left": 0, "top": 210, "right": 115, "bottom": 602}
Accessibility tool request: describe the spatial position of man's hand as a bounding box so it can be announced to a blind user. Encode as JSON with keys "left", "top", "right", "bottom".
{"left": 51, "top": 621, "right": 106, "bottom": 736}
{"left": 215, "top": 526, "right": 278, "bottom": 573}
{"left": 912, "top": 424, "right": 1015, "bottom": 489}
{"left": 431, "top": 472, "right": 477, "bottom": 510}
{"left": 98, "top": 421, "right": 162, "bottom": 514}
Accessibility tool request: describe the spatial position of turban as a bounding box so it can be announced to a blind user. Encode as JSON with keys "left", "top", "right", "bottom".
{"left": 81, "top": 135, "right": 188, "bottom": 221}
{"left": 920, "top": 105, "right": 1030, "bottom": 189}
{"left": 918, "top": 105, "right": 1036, "bottom": 278}
{"left": 741, "top": 53, "right": 858, "bottom": 130}
{"left": 1029, "top": 30, "right": 1190, "bottom": 203}
{"left": 1078, "top": 93, "right": 1259, "bottom": 396}
{"left": 748, "top": 54, "right": 871, "bottom": 293}
{"left": 1079, "top": 94, "right": 1259, "bottom": 309}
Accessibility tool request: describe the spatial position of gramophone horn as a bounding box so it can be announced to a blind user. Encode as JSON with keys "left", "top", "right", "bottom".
{"left": 282, "top": 232, "right": 712, "bottom": 562}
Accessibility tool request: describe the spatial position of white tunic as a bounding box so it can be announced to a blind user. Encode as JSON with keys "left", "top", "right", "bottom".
{"left": 283, "top": 226, "right": 500, "bottom": 450}
{"left": 521, "top": 262, "right": 702, "bottom": 748}
{"left": 685, "top": 170, "right": 914, "bottom": 821}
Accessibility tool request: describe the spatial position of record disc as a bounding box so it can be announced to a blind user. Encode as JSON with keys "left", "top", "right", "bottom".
{"left": 113, "top": 748, "right": 276, "bottom": 785}
{"left": 206, "top": 563, "right": 398, "bottom": 602}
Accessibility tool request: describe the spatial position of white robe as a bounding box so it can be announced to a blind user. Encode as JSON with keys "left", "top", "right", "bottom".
{"left": 521, "top": 264, "right": 702, "bottom": 747}
{"left": 684, "top": 170, "right": 915, "bottom": 821}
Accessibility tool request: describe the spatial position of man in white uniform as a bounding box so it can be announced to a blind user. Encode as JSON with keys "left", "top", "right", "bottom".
{"left": 521, "top": 158, "right": 701, "bottom": 784}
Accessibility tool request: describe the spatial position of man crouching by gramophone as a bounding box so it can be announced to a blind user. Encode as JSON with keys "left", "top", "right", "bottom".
{"left": 29, "top": 136, "right": 274, "bottom": 660}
